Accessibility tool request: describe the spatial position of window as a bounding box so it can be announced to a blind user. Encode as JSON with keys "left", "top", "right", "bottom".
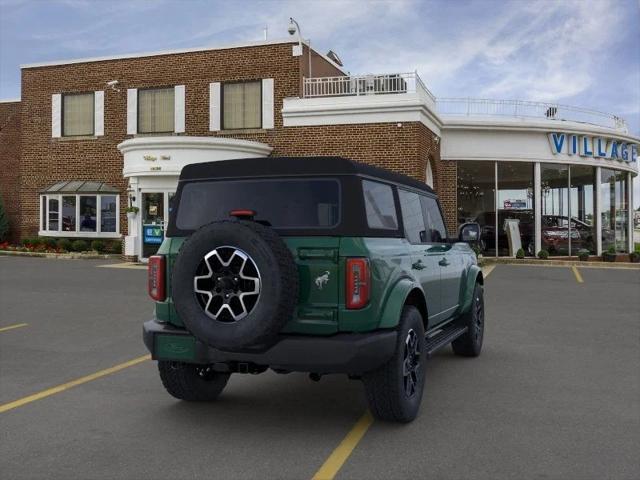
{"left": 40, "top": 193, "right": 119, "bottom": 237}
{"left": 497, "top": 162, "right": 534, "bottom": 256}
{"left": 63, "top": 92, "right": 94, "bottom": 136}
{"left": 399, "top": 190, "right": 426, "bottom": 243}
{"left": 362, "top": 180, "right": 398, "bottom": 230}
{"left": 62, "top": 196, "right": 76, "bottom": 232}
{"left": 420, "top": 196, "right": 447, "bottom": 243}
{"left": 457, "top": 161, "right": 496, "bottom": 256}
{"left": 175, "top": 179, "right": 340, "bottom": 231}
{"left": 138, "top": 88, "right": 174, "bottom": 133}
{"left": 223, "top": 81, "right": 261, "bottom": 129}
{"left": 601, "top": 169, "right": 629, "bottom": 253}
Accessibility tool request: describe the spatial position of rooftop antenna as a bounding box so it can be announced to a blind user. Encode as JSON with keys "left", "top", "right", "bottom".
{"left": 263, "top": 25, "right": 268, "bottom": 41}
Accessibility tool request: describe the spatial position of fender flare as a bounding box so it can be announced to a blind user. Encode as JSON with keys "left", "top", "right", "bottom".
{"left": 378, "top": 278, "right": 425, "bottom": 329}
{"left": 459, "top": 264, "right": 483, "bottom": 315}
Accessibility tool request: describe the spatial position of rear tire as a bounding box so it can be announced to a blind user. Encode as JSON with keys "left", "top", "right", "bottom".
{"left": 362, "top": 306, "right": 426, "bottom": 423}
{"left": 158, "top": 361, "right": 230, "bottom": 401}
{"left": 452, "top": 283, "right": 484, "bottom": 357}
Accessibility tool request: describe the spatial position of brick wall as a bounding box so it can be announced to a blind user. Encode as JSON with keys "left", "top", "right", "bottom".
{"left": 0, "top": 101, "right": 21, "bottom": 242}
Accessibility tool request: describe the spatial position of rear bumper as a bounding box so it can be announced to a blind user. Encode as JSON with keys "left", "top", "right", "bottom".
{"left": 143, "top": 319, "right": 397, "bottom": 375}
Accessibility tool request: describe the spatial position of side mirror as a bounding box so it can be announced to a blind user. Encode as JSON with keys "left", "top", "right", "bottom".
{"left": 459, "top": 222, "right": 481, "bottom": 243}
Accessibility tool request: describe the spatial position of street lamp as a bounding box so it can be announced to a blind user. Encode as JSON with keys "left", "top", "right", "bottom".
{"left": 288, "top": 17, "right": 311, "bottom": 78}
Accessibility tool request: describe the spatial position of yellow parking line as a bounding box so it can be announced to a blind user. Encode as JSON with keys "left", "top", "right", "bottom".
{"left": 0, "top": 354, "right": 150, "bottom": 414}
{"left": 571, "top": 266, "right": 584, "bottom": 283}
{"left": 97, "top": 262, "right": 147, "bottom": 270}
{"left": 312, "top": 411, "right": 374, "bottom": 480}
{"left": 0, "top": 323, "right": 28, "bottom": 333}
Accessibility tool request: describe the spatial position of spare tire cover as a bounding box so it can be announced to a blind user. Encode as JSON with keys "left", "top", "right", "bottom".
{"left": 172, "top": 220, "right": 299, "bottom": 351}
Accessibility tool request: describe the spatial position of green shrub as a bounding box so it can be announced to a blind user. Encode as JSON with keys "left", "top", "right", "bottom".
{"left": 537, "top": 249, "right": 549, "bottom": 260}
{"left": 57, "top": 238, "right": 73, "bottom": 251}
{"left": 21, "top": 236, "right": 37, "bottom": 246}
{"left": 577, "top": 249, "right": 589, "bottom": 261}
{"left": 71, "top": 239, "right": 88, "bottom": 252}
{"left": 91, "top": 240, "right": 105, "bottom": 252}
{"left": 515, "top": 248, "right": 525, "bottom": 259}
{"left": 629, "top": 252, "right": 640, "bottom": 263}
{"left": 40, "top": 237, "right": 57, "bottom": 249}
{"left": 607, "top": 245, "right": 616, "bottom": 254}
{"left": 0, "top": 196, "right": 9, "bottom": 242}
{"left": 106, "top": 240, "right": 121, "bottom": 254}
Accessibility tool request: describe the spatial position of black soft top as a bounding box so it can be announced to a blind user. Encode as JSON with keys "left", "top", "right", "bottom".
{"left": 179, "top": 156, "right": 434, "bottom": 194}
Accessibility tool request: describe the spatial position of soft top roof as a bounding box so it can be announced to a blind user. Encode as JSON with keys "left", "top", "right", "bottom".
{"left": 179, "top": 156, "right": 434, "bottom": 194}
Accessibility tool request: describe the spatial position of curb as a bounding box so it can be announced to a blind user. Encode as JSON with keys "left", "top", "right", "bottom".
{"left": 479, "top": 258, "right": 640, "bottom": 269}
{"left": 0, "top": 250, "right": 121, "bottom": 260}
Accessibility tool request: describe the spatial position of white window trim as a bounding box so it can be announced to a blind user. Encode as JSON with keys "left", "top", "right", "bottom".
{"left": 38, "top": 193, "right": 121, "bottom": 238}
{"left": 94, "top": 90, "right": 104, "bottom": 136}
{"left": 174, "top": 85, "right": 185, "bottom": 133}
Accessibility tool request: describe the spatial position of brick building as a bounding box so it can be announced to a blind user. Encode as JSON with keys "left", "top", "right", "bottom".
{"left": 0, "top": 38, "right": 637, "bottom": 260}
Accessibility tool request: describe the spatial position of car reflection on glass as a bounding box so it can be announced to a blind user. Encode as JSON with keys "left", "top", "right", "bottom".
{"left": 541, "top": 215, "right": 596, "bottom": 254}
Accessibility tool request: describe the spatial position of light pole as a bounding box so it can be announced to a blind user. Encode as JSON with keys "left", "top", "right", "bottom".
{"left": 288, "top": 17, "right": 312, "bottom": 79}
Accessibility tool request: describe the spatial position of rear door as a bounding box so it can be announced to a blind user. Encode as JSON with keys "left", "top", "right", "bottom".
{"left": 398, "top": 189, "right": 442, "bottom": 325}
{"left": 421, "top": 195, "right": 463, "bottom": 321}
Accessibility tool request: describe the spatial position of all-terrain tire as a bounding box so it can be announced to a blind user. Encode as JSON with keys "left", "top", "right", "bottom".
{"left": 362, "top": 306, "right": 426, "bottom": 423}
{"left": 451, "top": 282, "right": 484, "bottom": 357}
{"left": 158, "top": 361, "right": 230, "bottom": 401}
{"left": 172, "top": 220, "right": 299, "bottom": 351}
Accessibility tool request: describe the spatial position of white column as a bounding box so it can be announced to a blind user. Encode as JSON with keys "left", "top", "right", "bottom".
{"left": 595, "top": 167, "right": 602, "bottom": 255}
{"left": 534, "top": 162, "right": 541, "bottom": 255}
{"left": 628, "top": 172, "right": 634, "bottom": 253}
{"left": 126, "top": 89, "right": 138, "bottom": 135}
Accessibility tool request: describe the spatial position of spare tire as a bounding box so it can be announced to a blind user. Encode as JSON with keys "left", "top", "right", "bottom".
{"left": 172, "top": 220, "right": 299, "bottom": 351}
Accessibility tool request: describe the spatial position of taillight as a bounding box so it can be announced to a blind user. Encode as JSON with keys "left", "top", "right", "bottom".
{"left": 346, "top": 258, "right": 370, "bottom": 309}
{"left": 148, "top": 255, "right": 166, "bottom": 301}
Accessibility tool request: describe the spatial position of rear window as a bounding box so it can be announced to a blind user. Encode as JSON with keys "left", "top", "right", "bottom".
{"left": 175, "top": 178, "right": 340, "bottom": 231}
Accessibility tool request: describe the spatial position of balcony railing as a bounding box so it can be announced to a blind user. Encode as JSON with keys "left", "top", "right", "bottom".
{"left": 303, "top": 72, "right": 435, "bottom": 101}
{"left": 436, "top": 97, "right": 627, "bottom": 132}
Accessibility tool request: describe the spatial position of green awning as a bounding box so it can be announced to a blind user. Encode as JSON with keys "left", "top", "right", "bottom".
{"left": 41, "top": 181, "right": 120, "bottom": 194}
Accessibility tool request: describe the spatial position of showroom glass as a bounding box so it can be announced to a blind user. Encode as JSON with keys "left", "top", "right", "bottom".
{"left": 223, "top": 81, "right": 261, "bottom": 129}
{"left": 497, "top": 162, "right": 534, "bottom": 256}
{"left": 62, "top": 196, "right": 76, "bottom": 232}
{"left": 602, "top": 169, "right": 629, "bottom": 253}
{"left": 48, "top": 197, "right": 59, "bottom": 231}
{"left": 79, "top": 196, "right": 97, "bottom": 232}
{"left": 457, "top": 161, "right": 496, "bottom": 256}
{"left": 398, "top": 190, "right": 426, "bottom": 243}
{"left": 138, "top": 88, "right": 174, "bottom": 133}
{"left": 570, "top": 165, "right": 596, "bottom": 254}
{"left": 541, "top": 164, "right": 570, "bottom": 256}
{"left": 62, "top": 92, "right": 94, "bottom": 136}
{"left": 420, "top": 196, "right": 447, "bottom": 243}
{"left": 100, "top": 196, "right": 117, "bottom": 233}
{"left": 176, "top": 179, "right": 341, "bottom": 231}
{"left": 362, "top": 180, "right": 398, "bottom": 230}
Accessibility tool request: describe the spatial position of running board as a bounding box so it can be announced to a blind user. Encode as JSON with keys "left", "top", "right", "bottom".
{"left": 424, "top": 325, "right": 468, "bottom": 358}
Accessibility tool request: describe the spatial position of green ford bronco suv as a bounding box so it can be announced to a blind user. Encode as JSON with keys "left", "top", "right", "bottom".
{"left": 144, "top": 157, "right": 484, "bottom": 422}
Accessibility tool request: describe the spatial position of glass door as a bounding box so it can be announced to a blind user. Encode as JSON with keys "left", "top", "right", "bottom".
{"left": 141, "top": 192, "right": 165, "bottom": 259}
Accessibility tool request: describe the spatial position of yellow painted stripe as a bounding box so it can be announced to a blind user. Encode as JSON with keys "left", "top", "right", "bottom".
{"left": 0, "top": 354, "right": 150, "bottom": 413}
{"left": 97, "top": 262, "right": 147, "bottom": 270}
{"left": 0, "top": 323, "right": 28, "bottom": 333}
{"left": 571, "top": 266, "right": 584, "bottom": 283}
{"left": 482, "top": 264, "right": 496, "bottom": 278}
{"left": 312, "top": 411, "right": 374, "bottom": 480}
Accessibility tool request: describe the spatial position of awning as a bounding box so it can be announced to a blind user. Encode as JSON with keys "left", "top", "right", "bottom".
{"left": 41, "top": 181, "right": 120, "bottom": 194}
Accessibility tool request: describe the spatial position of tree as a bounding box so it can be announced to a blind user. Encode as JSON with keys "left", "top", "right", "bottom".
{"left": 0, "top": 195, "right": 9, "bottom": 242}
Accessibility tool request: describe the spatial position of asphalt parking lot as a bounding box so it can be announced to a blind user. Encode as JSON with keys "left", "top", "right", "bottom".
{"left": 1, "top": 257, "right": 639, "bottom": 480}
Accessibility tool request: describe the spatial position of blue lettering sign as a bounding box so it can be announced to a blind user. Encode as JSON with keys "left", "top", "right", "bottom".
{"left": 143, "top": 225, "right": 164, "bottom": 245}
{"left": 631, "top": 144, "right": 638, "bottom": 162}
{"left": 620, "top": 143, "right": 628, "bottom": 162}
{"left": 569, "top": 135, "right": 578, "bottom": 155}
{"left": 596, "top": 138, "right": 607, "bottom": 157}
{"left": 609, "top": 141, "right": 619, "bottom": 159}
{"left": 580, "top": 136, "right": 593, "bottom": 156}
{"left": 549, "top": 133, "right": 565, "bottom": 154}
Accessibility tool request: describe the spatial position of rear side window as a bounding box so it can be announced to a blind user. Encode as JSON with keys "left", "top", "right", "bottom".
{"left": 362, "top": 180, "right": 398, "bottom": 230}
{"left": 175, "top": 178, "right": 340, "bottom": 230}
{"left": 398, "top": 190, "right": 426, "bottom": 243}
{"left": 420, "top": 196, "right": 447, "bottom": 243}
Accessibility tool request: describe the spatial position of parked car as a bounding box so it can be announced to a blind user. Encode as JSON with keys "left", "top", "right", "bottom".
{"left": 144, "top": 157, "right": 485, "bottom": 422}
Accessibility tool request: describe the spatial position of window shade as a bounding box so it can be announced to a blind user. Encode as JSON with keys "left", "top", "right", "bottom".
{"left": 223, "top": 82, "right": 261, "bottom": 129}
{"left": 138, "top": 88, "right": 175, "bottom": 133}
{"left": 63, "top": 93, "right": 94, "bottom": 136}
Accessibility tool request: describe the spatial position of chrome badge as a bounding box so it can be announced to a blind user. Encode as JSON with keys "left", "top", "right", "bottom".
{"left": 315, "top": 271, "right": 330, "bottom": 290}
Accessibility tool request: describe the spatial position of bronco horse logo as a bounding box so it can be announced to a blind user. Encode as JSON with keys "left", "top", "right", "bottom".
{"left": 315, "top": 271, "right": 330, "bottom": 290}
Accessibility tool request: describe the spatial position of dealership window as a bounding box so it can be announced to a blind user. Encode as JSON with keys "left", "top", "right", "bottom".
{"left": 63, "top": 92, "right": 94, "bottom": 136}
{"left": 540, "top": 164, "right": 570, "bottom": 256}
{"left": 570, "top": 166, "right": 596, "bottom": 254}
{"left": 39, "top": 181, "right": 120, "bottom": 238}
{"left": 138, "top": 87, "right": 175, "bottom": 133}
{"left": 497, "top": 162, "right": 534, "bottom": 256}
{"left": 222, "top": 81, "right": 261, "bottom": 129}
{"left": 457, "top": 161, "right": 496, "bottom": 256}
{"left": 601, "top": 169, "right": 629, "bottom": 253}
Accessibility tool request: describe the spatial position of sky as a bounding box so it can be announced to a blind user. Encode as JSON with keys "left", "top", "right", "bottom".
{"left": 1, "top": 0, "right": 638, "bottom": 205}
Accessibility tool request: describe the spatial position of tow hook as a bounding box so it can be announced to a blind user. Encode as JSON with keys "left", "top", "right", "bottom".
{"left": 309, "top": 373, "right": 322, "bottom": 382}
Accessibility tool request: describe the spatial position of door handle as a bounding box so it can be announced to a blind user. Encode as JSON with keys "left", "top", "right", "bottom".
{"left": 412, "top": 259, "right": 426, "bottom": 270}
{"left": 438, "top": 257, "right": 450, "bottom": 267}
